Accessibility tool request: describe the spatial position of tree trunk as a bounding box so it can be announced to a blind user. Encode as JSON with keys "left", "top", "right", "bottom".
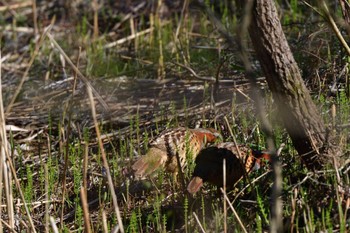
{"left": 248, "top": 0, "right": 334, "bottom": 170}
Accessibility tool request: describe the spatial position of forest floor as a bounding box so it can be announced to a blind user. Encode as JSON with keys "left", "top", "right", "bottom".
{"left": 0, "top": 0, "right": 349, "bottom": 232}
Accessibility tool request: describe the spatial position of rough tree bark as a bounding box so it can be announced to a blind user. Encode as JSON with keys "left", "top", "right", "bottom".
{"left": 247, "top": 0, "right": 336, "bottom": 170}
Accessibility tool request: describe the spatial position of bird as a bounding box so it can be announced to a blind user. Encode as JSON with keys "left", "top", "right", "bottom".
{"left": 132, "top": 127, "right": 222, "bottom": 178}
{"left": 187, "top": 142, "right": 271, "bottom": 194}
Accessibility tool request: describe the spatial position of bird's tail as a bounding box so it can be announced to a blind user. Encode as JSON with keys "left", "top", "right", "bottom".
{"left": 187, "top": 176, "right": 204, "bottom": 194}
{"left": 132, "top": 151, "right": 165, "bottom": 177}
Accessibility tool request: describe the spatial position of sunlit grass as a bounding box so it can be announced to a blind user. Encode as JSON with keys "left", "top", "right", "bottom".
{"left": 0, "top": 1, "right": 349, "bottom": 232}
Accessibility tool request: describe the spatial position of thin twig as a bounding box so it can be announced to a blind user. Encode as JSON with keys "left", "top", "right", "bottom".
{"left": 175, "top": 0, "right": 189, "bottom": 40}
{"left": 223, "top": 116, "right": 242, "bottom": 157}
{"left": 319, "top": 0, "right": 350, "bottom": 56}
{"left": 110, "top": 2, "right": 146, "bottom": 31}
{"left": 50, "top": 216, "right": 59, "bottom": 233}
{"left": 0, "top": 46, "right": 4, "bottom": 233}
{"left": 0, "top": 1, "right": 32, "bottom": 11}
{"left": 192, "top": 212, "right": 206, "bottom": 233}
{"left": 46, "top": 32, "right": 110, "bottom": 111}
{"left": 156, "top": 0, "right": 165, "bottom": 79}
{"left": 231, "top": 169, "right": 272, "bottom": 204}
{"left": 1, "top": 42, "right": 36, "bottom": 232}
{"left": 0, "top": 219, "right": 16, "bottom": 232}
{"left": 92, "top": 0, "right": 99, "bottom": 40}
{"left": 83, "top": 141, "right": 89, "bottom": 200}
{"left": 105, "top": 27, "right": 155, "bottom": 48}
{"left": 0, "top": 199, "right": 62, "bottom": 208}
{"left": 173, "top": 62, "right": 216, "bottom": 82}
{"left": 6, "top": 19, "right": 54, "bottom": 114}
{"left": 0, "top": 39, "right": 4, "bottom": 233}
{"left": 45, "top": 164, "right": 50, "bottom": 232}
{"left": 0, "top": 25, "right": 34, "bottom": 33}
{"left": 223, "top": 158, "right": 227, "bottom": 233}
{"left": 81, "top": 187, "right": 92, "bottom": 233}
{"left": 102, "top": 210, "right": 108, "bottom": 233}
{"left": 290, "top": 188, "right": 298, "bottom": 233}
{"left": 86, "top": 86, "right": 124, "bottom": 232}
{"left": 31, "top": 0, "right": 38, "bottom": 38}
{"left": 220, "top": 188, "right": 248, "bottom": 233}
{"left": 59, "top": 46, "right": 81, "bottom": 228}
{"left": 270, "top": 143, "right": 284, "bottom": 233}
{"left": 0, "top": 144, "right": 37, "bottom": 232}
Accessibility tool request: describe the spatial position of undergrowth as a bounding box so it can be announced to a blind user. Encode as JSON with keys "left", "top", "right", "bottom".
{"left": 0, "top": 0, "right": 349, "bottom": 232}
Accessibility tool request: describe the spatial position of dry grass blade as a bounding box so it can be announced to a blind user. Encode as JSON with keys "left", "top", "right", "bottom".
{"left": 0, "top": 48, "right": 4, "bottom": 233}
{"left": 319, "top": 0, "right": 350, "bottom": 56}
{"left": 50, "top": 216, "right": 59, "bottom": 233}
{"left": 223, "top": 158, "right": 227, "bottom": 233}
{"left": 220, "top": 188, "right": 248, "bottom": 233}
{"left": 0, "top": 219, "right": 15, "bottom": 233}
{"left": 102, "top": 210, "right": 108, "bottom": 233}
{"left": 231, "top": 169, "right": 272, "bottom": 205}
{"left": 270, "top": 145, "right": 283, "bottom": 233}
{"left": 290, "top": 188, "right": 298, "bottom": 232}
{"left": 45, "top": 164, "right": 50, "bottom": 232}
{"left": 92, "top": 0, "right": 99, "bottom": 40}
{"left": 0, "top": 1, "right": 32, "bottom": 11}
{"left": 156, "top": 0, "right": 165, "bottom": 79}
{"left": 302, "top": 0, "right": 350, "bottom": 55}
{"left": 83, "top": 142, "right": 89, "bottom": 199}
{"left": 173, "top": 62, "right": 216, "bottom": 82}
{"left": 80, "top": 187, "right": 92, "bottom": 233}
{"left": 0, "top": 25, "right": 33, "bottom": 33}
{"left": 192, "top": 212, "right": 206, "bottom": 233}
{"left": 60, "top": 46, "right": 81, "bottom": 228}
{"left": 0, "top": 49, "right": 36, "bottom": 232}
{"left": 82, "top": 86, "right": 91, "bottom": 232}
{"left": 174, "top": 0, "right": 189, "bottom": 40}
{"left": 87, "top": 86, "right": 124, "bottom": 232}
{"left": 31, "top": 0, "right": 38, "bottom": 37}
{"left": 345, "top": 198, "right": 350, "bottom": 224}
{"left": 339, "top": 0, "right": 350, "bottom": 21}
{"left": 223, "top": 116, "right": 243, "bottom": 161}
{"left": 104, "top": 27, "right": 154, "bottom": 48}
{"left": 0, "top": 41, "right": 5, "bottom": 233}
{"left": 46, "top": 32, "right": 110, "bottom": 111}
{"left": 5, "top": 19, "right": 54, "bottom": 114}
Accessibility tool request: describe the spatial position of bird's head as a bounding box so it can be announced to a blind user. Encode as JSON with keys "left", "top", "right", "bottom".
{"left": 252, "top": 150, "right": 272, "bottom": 170}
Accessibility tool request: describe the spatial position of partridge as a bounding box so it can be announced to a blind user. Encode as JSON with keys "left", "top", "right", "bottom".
{"left": 187, "top": 142, "right": 271, "bottom": 194}
{"left": 132, "top": 127, "right": 222, "bottom": 178}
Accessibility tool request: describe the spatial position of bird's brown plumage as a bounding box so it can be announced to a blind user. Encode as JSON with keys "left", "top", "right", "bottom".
{"left": 132, "top": 127, "right": 221, "bottom": 178}
{"left": 187, "top": 142, "right": 271, "bottom": 194}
